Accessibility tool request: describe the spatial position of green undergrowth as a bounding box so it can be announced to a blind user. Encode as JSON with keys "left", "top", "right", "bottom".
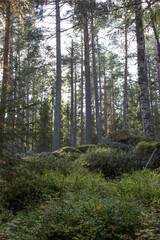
{"left": 79, "top": 147, "right": 136, "bottom": 178}
{"left": 0, "top": 147, "right": 160, "bottom": 240}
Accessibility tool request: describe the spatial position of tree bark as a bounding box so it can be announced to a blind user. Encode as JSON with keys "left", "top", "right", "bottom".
{"left": 0, "top": 1, "right": 11, "bottom": 153}
{"left": 122, "top": 23, "right": 128, "bottom": 130}
{"left": 52, "top": 0, "right": 62, "bottom": 151}
{"left": 83, "top": 10, "right": 92, "bottom": 144}
{"left": 91, "top": 12, "right": 102, "bottom": 143}
{"left": 97, "top": 36, "right": 102, "bottom": 113}
{"left": 135, "top": 0, "right": 154, "bottom": 136}
{"left": 146, "top": 0, "right": 160, "bottom": 97}
{"left": 74, "top": 64, "right": 77, "bottom": 147}
{"left": 111, "top": 75, "right": 116, "bottom": 131}
{"left": 104, "top": 70, "right": 107, "bottom": 136}
{"left": 80, "top": 32, "right": 84, "bottom": 145}
{"left": 70, "top": 40, "right": 74, "bottom": 147}
{"left": 7, "top": 15, "right": 14, "bottom": 153}
{"left": 26, "top": 84, "right": 30, "bottom": 152}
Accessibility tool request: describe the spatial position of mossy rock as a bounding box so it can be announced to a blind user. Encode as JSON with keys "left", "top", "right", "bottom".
{"left": 135, "top": 141, "right": 160, "bottom": 168}
{"left": 56, "top": 146, "right": 81, "bottom": 154}
{"left": 136, "top": 141, "right": 160, "bottom": 154}
{"left": 36, "top": 152, "right": 61, "bottom": 160}
{"left": 103, "top": 130, "right": 131, "bottom": 143}
{"left": 76, "top": 144, "right": 96, "bottom": 153}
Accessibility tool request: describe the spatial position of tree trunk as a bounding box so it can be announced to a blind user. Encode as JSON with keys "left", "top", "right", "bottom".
{"left": 83, "top": 10, "right": 92, "bottom": 144}
{"left": 91, "top": 12, "right": 102, "bottom": 143}
{"left": 112, "top": 76, "right": 116, "bottom": 131}
{"left": 0, "top": 1, "right": 11, "bottom": 153}
{"left": 52, "top": 0, "right": 62, "bottom": 151}
{"left": 7, "top": 16, "right": 14, "bottom": 153}
{"left": 135, "top": 0, "right": 154, "bottom": 136}
{"left": 104, "top": 70, "right": 107, "bottom": 136}
{"left": 74, "top": 64, "right": 77, "bottom": 147}
{"left": 80, "top": 32, "right": 84, "bottom": 145}
{"left": 155, "top": 40, "right": 160, "bottom": 97}
{"left": 70, "top": 40, "right": 74, "bottom": 147}
{"left": 26, "top": 85, "right": 30, "bottom": 152}
{"left": 122, "top": 23, "right": 128, "bottom": 130}
{"left": 97, "top": 36, "right": 102, "bottom": 113}
{"left": 146, "top": 0, "right": 160, "bottom": 97}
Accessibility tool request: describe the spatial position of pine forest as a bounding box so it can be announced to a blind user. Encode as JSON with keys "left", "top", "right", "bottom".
{"left": 0, "top": 1, "right": 160, "bottom": 239}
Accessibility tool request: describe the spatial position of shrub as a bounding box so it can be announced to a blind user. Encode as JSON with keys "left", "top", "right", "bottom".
{"left": 1, "top": 170, "right": 160, "bottom": 240}
{"left": 80, "top": 147, "right": 136, "bottom": 178}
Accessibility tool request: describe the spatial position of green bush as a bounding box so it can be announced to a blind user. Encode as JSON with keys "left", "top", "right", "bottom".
{"left": 1, "top": 170, "right": 160, "bottom": 240}
{"left": 80, "top": 147, "right": 136, "bottom": 177}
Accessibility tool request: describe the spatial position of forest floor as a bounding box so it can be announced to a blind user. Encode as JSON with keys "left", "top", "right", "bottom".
{"left": 0, "top": 140, "right": 160, "bottom": 240}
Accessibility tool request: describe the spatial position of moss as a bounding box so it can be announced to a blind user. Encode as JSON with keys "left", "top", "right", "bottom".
{"left": 135, "top": 141, "right": 160, "bottom": 168}
{"left": 56, "top": 146, "right": 81, "bottom": 154}
{"left": 76, "top": 144, "right": 96, "bottom": 153}
{"left": 109, "top": 130, "right": 131, "bottom": 142}
{"left": 136, "top": 141, "right": 160, "bottom": 154}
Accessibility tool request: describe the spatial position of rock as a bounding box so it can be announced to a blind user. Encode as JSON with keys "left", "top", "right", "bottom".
{"left": 135, "top": 141, "right": 160, "bottom": 168}
{"left": 26, "top": 150, "right": 34, "bottom": 156}
{"left": 36, "top": 152, "right": 49, "bottom": 160}
{"left": 103, "top": 130, "right": 131, "bottom": 143}
{"left": 57, "top": 146, "right": 81, "bottom": 154}
{"left": 76, "top": 145, "right": 96, "bottom": 153}
{"left": 36, "top": 151, "right": 63, "bottom": 160}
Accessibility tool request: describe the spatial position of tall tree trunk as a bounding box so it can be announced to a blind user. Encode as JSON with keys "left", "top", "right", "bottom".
{"left": 70, "top": 40, "right": 74, "bottom": 147}
{"left": 32, "top": 81, "right": 35, "bottom": 151}
{"left": 0, "top": 1, "right": 11, "bottom": 153}
{"left": 74, "top": 64, "right": 77, "bottom": 147}
{"left": 112, "top": 76, "right": 116, "bottom": 131}
{"left": 146, "top": 0, "right": 160, "bottom": 97}
{"left": 97, "top": 36, "right": 102, "bottom": 113}
{"left": 26, "top": 85, "right": 30, "bottom": 152}
{"left": 122, "top": 23, "right": 128, "bottom": 130}
{"left": 147, "top": 63, "right": 154, "bottom": 117}
{"left": 155, "top": 39, "right": 160, "bottom": 97}
{"left": 7, "top": 16, "right": 14, "bottom": 153}
{"left": 80, "top": 32, "right": 84, "bottom": 145}
{"left": 52, "top": 0, "right": 62, "bottom": 151}
{"left": 91, "top": 12, "right": 102, "bottom": 142}
{"left": 83, "top": 10, "right": 92, "bottom": 144}
{"left": 104, "top": 70, "right": 108, "bottom": 136}
{"left": 135, "top": 0, "right": 154, "bottom": 136}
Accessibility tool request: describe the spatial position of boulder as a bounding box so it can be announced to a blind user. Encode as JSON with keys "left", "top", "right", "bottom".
{"left": 135, "top": 141, "right": 160, "bottom": 168}
{"left": 76, "top": 144, "right": 96, "bottom": 153}
{"left": 103, "top": 130, "right": 131, "bottom": 143}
